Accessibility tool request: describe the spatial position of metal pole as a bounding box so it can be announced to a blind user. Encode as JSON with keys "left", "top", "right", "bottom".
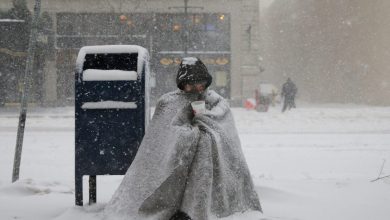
{"left": 89, "top": 175, "right": 97, "bottom": 205}
{"left": 168, "top": 0, "right": 203, "bottom": 56}
{"left": 184, "top": 0, "right": 188, "bottom": 56}
{"left": 12, "top": 0, "right": 41, "bottom": 183}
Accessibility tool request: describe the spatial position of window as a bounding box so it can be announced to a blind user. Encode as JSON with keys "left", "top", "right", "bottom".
{"left": 154, "top": 13, "right": 230, "bottom": 52}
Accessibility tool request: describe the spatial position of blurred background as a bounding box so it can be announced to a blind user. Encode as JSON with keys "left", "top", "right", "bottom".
{"left": 260, "top": 0, "right": 390, "bottom": 105}
{"left": 0, "top": 0, "right": 389, "bottom": 107}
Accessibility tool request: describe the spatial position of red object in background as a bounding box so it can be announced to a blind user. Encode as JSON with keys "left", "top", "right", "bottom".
{"left": 243, "top": 89, "right": 260, "bottom": 110}
{"left": 119, "top": 15, "right": 127, "bottom": 23}
{"left": 244, "top": 89, "right": 271, "bottom": 112}
{"left": 244, "top": 98, "right": 256, "bottom": 110}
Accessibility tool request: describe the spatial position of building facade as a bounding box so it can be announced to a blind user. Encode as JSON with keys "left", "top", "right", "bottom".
{"left": 0, "top": 0, "right": 262, "bottom": 106}
{"left": 262, "top": 0, "right": 390, "bottom": 105}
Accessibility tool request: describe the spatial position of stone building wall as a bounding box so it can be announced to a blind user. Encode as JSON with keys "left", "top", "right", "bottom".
{"left": 2, "top": 0, "right": 262, "bottom": 105}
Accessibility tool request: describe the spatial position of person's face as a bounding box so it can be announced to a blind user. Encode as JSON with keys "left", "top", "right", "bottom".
{"left": 184, "top": 82, "right": 207, "bottom": 94}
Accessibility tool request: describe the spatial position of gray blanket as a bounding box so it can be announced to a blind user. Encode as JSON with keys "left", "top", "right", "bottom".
{"left": 104, "top": 90, "right": 262, "bottom": 220}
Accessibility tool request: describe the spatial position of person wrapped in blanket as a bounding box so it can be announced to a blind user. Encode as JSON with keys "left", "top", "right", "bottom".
{"left": 104, "top": 57, "right": 262, "bottom": 220}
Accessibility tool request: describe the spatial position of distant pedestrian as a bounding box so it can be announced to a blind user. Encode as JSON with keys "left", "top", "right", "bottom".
{"left": 281, "top": 78, "right": 297, "bottom": 112}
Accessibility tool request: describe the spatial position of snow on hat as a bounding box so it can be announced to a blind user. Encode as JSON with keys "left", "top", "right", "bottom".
{"left": 176, "top": 57, "right": 212, "bottom": 90}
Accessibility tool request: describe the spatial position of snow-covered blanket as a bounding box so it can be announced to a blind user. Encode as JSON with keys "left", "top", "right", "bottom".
{"left": 103, "top": 90, "right": 262, "bottom": 220}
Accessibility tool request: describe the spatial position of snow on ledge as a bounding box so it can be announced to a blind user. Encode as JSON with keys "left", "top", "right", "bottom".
{"left": 75, "top": 45, "right": 149, "bottom": 76}
{"left": 83, "top": 69, "right": 137, "bottom": 81}
{"left": 81, "top": 101, "right": 137, "bottom": 109}
{"left": 0, "top": 19, "right": 25, "bottom": 23}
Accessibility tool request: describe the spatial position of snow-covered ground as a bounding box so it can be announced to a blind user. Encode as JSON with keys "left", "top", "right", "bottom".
{"left": 1, "top": 104, "right": 390, "bottom": 220}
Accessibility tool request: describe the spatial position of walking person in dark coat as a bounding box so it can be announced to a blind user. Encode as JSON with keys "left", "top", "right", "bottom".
{"left": 281, "top": 78, "right": 297, "bottom": 112}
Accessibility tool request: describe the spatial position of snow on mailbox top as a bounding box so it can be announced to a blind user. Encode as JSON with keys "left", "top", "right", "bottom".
{"left": 75, "top": 45, "right": 149, "bottom": 78}
{"left": 83, "top": 69, "right": 138, "bottom": 81}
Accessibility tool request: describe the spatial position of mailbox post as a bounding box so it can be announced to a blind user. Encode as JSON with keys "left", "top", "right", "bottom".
{"left": 74, "top": 45, "right": 150, "bottom": 206}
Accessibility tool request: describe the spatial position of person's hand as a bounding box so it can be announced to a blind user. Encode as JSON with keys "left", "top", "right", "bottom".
{"left": 171, "top": 105, "right": 194, "bottom": 127}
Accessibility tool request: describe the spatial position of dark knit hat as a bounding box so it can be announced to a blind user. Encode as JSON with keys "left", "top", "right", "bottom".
{"left": 176, "top": 57, "right": 212, "bottom": 90}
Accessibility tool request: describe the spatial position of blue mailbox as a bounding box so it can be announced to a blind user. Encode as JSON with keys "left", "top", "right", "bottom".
{"left": 74, "top": 45, "right": 150, "bottom": 206}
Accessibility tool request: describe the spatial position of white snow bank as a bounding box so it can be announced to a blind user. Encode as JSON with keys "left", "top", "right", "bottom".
{"left": 1, "top": 105, "right": 390, "bottom": 220}
{"left": 0, "top": 179, "right": 74, "bottom": 220}
{"left": 0, "top": 179, "right": 73, "bottom": 196}
{"left": 53, "top": 205, "right": 105, "bottom": 220}
{"left": 257, "top": 179, "right": 390, "bottom": 220}
{"left": 83, "top": 69, "right": 137, "bottom": 81}
{"left": 213, "top": 211, "right": 263, "bottom": 220}
{"left": 234, "top": 105, "right": 390, "bottom": 134}
{"left": 81, "top": 101, "right": 137, "bottom": 109}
